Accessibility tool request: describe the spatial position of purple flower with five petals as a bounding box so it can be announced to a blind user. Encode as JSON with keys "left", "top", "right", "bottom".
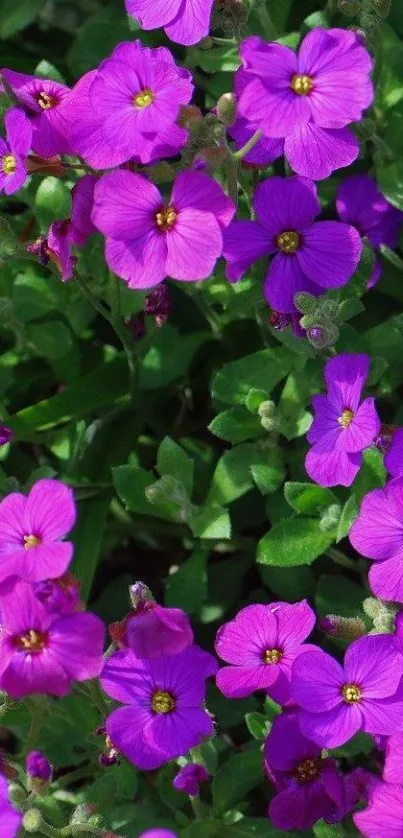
{"left": 125, "top": 0, "right": 214, "bottom": 46}
{"left": 101, "top": 644, "right": 217, "bottom": 770}
{"left": 92, "top": 169, "right": 234, "bottom": 289}
{"left": 305, "top": 353, "right": 380, "bottom": 487}
{"left": 223, "top": 176, "right": 362, "bottom": 314}
{"left": 0, "top": 108, "right": 32, "bottom": 195}
{"left": 354, "top": 783, "right": 403, "bottom": 838}
{"left": 264, "top": 711, "right": 344, "bottom": 831}
{"left": 1, "top": 70, "right": 72, "bottom": 158}
{"left": 291, "top": 635, "right": 403, "bottom": 749}
{"left": 215, "top": 600, "right": 316, "bottom": 705}
{"left": 0, "top": 775, "right": 22, "bottom": 838}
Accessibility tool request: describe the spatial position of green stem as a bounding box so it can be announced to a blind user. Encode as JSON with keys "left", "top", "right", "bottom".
{"left": 190, "top": 795, "right": 207, "bottom": 820}
{"left": 23, "top": 698, "right": 47, "bottom": 757}
{"left": 183, "top": 286, "right": 222, "bottom": 337}
{"left": 252, "top": 1, "right": 279, "bottom": 38}
{"left": 56, "top": 765, "right": 94, "bottom": 789}
{"left": 327, "top": 546, "right": 360, "bottom": 573}
{"left": 232, "top": 130, "right": 262, "bottom": 161}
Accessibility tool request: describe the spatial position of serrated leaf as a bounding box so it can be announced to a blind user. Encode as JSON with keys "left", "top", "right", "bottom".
{"left": 258, "top": 518, "right": 335, "bottom": 567}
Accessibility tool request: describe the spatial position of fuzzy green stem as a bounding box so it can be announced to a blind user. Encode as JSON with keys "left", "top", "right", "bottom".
{"left": 23, "top": 698, "right": 47, "bottom": 757}
{"left": 232, "top": 130, "right": 262, "bottom": 161}
{"left": 327, "top": 546, "right": 360, "bottom": 573}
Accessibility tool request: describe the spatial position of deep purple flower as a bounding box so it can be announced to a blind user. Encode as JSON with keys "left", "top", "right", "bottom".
{"left": 34, "top": 573, "right": 81, "bottom": 615}
{"left": 125, "top": 0, "right": 214, "bottom": 45}
{"left": 223, "top": 176, "right": 362, "bottom": 314}
{"left": 337, "top": 175, "right": 403, "bottom": 287}
{"left": 305, "top": 353, "right": 380, "bottom": 487}
{"left": 26, "top": 750, "right": 52, "bottom": 782}
{"left": 0, "top": 108, "right": 31, "bottom": 195}
{"left": 264, "top": 711, "right": 344, "bottom": 830}
{"left": 101, "top": 645, "right": 217, "bottom": 770}
{"left": 291, "top": 635, "right": 403, "bottom": 749}
{"left": 126, "top": 602, "right": 193, "bottom": 659}
{"left": 215, "top": 600, "right": 315, "bottom": 705}
{"left": 229, "top": 72, "right": 284, "bottom": 165}
{"left": 0, "top": 578, "right": 105, "bottom": 699}
{"left": 0, "top": 775, "right": 22, "bottom": 837}
{"left": 1, "top": 70, "right": 72, "bottom": 157}
{"left": 349, "top": 476, "right": 403, "bottom": 602}
{"left": 354, "top": 783, "right": 403, "bottom": 838}
{"left": 92, "top": 169, "right": 234, "bottom": 289}
{"left": 173, "top": 763, "right": 208, "bottom": 796}
{"left": 384, "top": 428, "right": 403, "bottom": 478}
{"left": 0, "top": 478, "right": 76, "bottom": 584}
{"left": 69, "top": 42, "right": 192, "bottom": 169}
{"left": 236, "top": 28, "right": 373, "bottom": 179}
{"left": 0, "top": 426, "right": 13, "bottom": 446}
{"left": 343, "top": 767, "right": 382, "bottom": 814}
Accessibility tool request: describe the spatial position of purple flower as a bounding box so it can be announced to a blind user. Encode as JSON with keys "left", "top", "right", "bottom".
{"left": 92, "top": 169, "right": 234, "bottom": 289}
{"left": 349, "top": 476, "right": 403, "bottom": 602}
{"left": 337, "top": 175, "right": 403, "bottom": 287}
{"left": 343, "top": 767, "right": 382, "bottom": 813}
{"left": 1, "top": 70, "right": 72, "bottom": 157}
{"left": 291, "top": 635, "right": 403, "bottom": 749}
{"left": 125, "top": 0, "right": 214, "bottom": 45}
{"left": 236, "top": 28, "right": 373, "bottom": 179}
{"left": 26, "top": 750, "right": 52, "bottom": 782}
{"left": 34, "top": 573, "right": 81, "bottom": 615}
{"left": 383, "top": 733, "right": 403, "bottom": 784}
{"left": 264, "top": 711, "right": 344, "bottom": 831}
{"left": 0, "top": 426, "right": 13, "bottom": 446}
{"left": 305, "top": 353, "right": 380, "bottom": 488}
{"left": 47, "top": 220, "right": 75, "bottom": 281}
{"left": 354, "top": 783, "right": 403, "bottom": 838}
{"left": 101, "top": 644, "right": 217, "bottom": 770}
{"left": 69, "top": 42, "right": 193, "bottom": 169}
{"left": 126, "top": 603, "right": 193, "bottom": 659}
{"left": 0, "top": 478, "right": 76, "bottom": 584}
{"left": 0, "top": 578, "right": 105, "bottom": 699}
{"left": 0, "top": 108, "right": 31, "bottom": 195}
{"left": 223, "top": 176, "right": 362, "bottom": 314}
{"left": 215, "top": 600, "right": 316, "bottom": 704}
{"left": 228, "top": 72, "right": 284, "bottom": 166}
{"left": 384, "top": 428, "right": 403, "bottom": 478}
{"left": 173, "top": 763, "right": 208, "bottom": 796}
{"left": 0, "top": 775, "right": 22, "bottom": 838}
{"left": 140, "top": 831, "right": 178, "bottom": 838}
{"left": 45, "top": 175, "right": 97, "bottom": 281}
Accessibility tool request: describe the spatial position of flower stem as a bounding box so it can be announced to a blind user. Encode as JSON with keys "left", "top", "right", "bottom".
{"left": 23, "top": 697, "right": 47, "bottom": 757}
{"left": 327, "top": 546, "right": 360, "bottom": 573}
{"left": 232, "top": 130, "right": 262, "bottom": 161}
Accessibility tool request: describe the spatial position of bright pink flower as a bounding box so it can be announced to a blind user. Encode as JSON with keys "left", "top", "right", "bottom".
{"left": 126, "top": 0, "right": 214, "bottom": 46}
{"left": 0, "top": 108, "right": 32, "bottom": 195}
{"left": 1, "top": 70, "right": 72, "bottom": 157}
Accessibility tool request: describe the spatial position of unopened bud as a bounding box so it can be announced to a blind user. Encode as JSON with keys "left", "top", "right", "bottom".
{"left": 337, "top": 0, "right": 360, "bottom": 15}
{"left": 0, "top": 426, "right": 13, "bottom": 446}
{"left": 129, "top": 582, "right": 153, "bottom": 610}
{"left": 320, "top": 614, "right": 366, "bottom": 640}
{"left": 70, "top": 803, "right": 96, "bottom": 825}
{"left": 216, "top": 93, "right": 237, "bottom": 127}
{"left": 23, "top": 809, "right": 43, "bottom": 832}
{"left": 258, "top": 401, "right": 278, "bottom": 432}
{"left": 363, "top": 597, "right": 383, "bottom": 619}
{"left": 294, "top": 292, "right": 318, "bottom": 315}
{"left": 8, "top": 783, "right": 28, "bottom": 810}
{"left": 88, "top": 814, "right": 106, "bottom": 827}
{"left": 372, "top": 0, "right": 391, "bottom": 17}
{"left": 26, "top": 750, "right": 52, "bottom": 795}
{"left": 363, "top": 597, "right": 398, "bottom": 634}
{"left": 319, "top": 503, "right": 341, "bottom": 532}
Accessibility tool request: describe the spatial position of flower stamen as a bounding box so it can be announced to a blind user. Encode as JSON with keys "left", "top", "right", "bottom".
{"left": 2, "top": 154, "right": 16, "bottom": 175}
{"left": 342, "top": 683, "right": 361, "bottom": 703}
{"left": 152, "top": 690, "right": 176, "bottom": 714}
{"left": 15, "top": 629, "right": 47, "bottom": 653}
{"left": 37, "top": 91, "right": 56, "bottom": 110}
{"left": 23, "top": 534, "right": 42, "bottom": 550}
{"left": 155, "top": 205, "right": 177, "bottom": 232}
{"left": 295, "top": 757, "right": 320, "bottom": 783}
{"left": 291, "top": 74, "right": 314, "bottom": 96}
{"left": 338, "top": 409, "right": 354, "bottom": 428}
{"left": 263, "top": 648, "right": 282, "bottom": 664}
{"left": 134, "top": 88, "right": 155, "bottom": 109}
{"left": 277, "top": 231, "right": 300, "bottom": 254}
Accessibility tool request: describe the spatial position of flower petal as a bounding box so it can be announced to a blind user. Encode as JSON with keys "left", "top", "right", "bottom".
{"left": 296, "top": 221, "right": 362, "bottom": 288}
{"left": 305, "top": 446, "right": 361, "bottom": 488}
{"left": 216, "top": 663, "right": 278, "bottom": 698}
{"left": 368, "top": 555, "right": 403, "bottom": 603}
{"left": 344, "top": 635, "right": 403, "bottom": 698}
{"left": 325, "top": 353, "right": 370, "bottom": 413}
{"left": 285, "top": 123, "right": 359, "bottom": 181}
{"left": 264, "top": 251, "right": 321, "bottom": 314}
{"left": 253, "top": 175, "right": 320, "bottom": 237}
{"left": 171, "top": 170, "right": 235, "bottom": 229}
{"left": 299, "top": 703, "right": 362, "bottom": 749}
{"left": 291, "top": 649, "right": 344, "bottom": 712}
{"left": 349, "top": 480, "right": 403, "bottom": 561}
{"left": 25, "top": 479, "right": 76, "bottom": 541}
{"left": 106, "top": 705, "right": 163, "bottom": 770}
{"left": 165, "top": 0, "right": 215, "bottom": 46}
{"left": 92, "top": 171, "right": 160, "bottom": 241}
{"left": 105, "top": 232, "right": 167, "bottom": 289}
{"left": 165, "top": 208, "right": 222, "bottom": 281}
{"left": 223, "top": 220, "right": 273, "bottom": 283}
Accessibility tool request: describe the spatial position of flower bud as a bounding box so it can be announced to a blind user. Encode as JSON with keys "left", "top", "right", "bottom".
{"left": 372, "top": 0, "right": 391, "bottom": 17}
{"left": 173, "top": 763, "right": 209, "bottom": 796}
{"left": 144, "top": 283, "right": 171, "bottom": 327}
{"left": 337, "top": 0, "right": 360, "bottom": 15}
{"left": 129, "top": 581, "right": 153, "bottom": 610}
{"left": 23, "top": 809, "right": 43, "bottom": 832}
{"left": 126, "top": 603, "right": 193, "bottom": 659}
{"left": 258, "top": 400, "right": 278, "bottom": 431}
{"left": 0, "top": 426, "right": 13, "bottom": 446}
{"left": 320, "top": 614, "right": 366, "bottom": 641}
{"left": 34, "top": 573, "right": 81, "bottom": 615}
{"left": 70, "top": 803, "right": 97, "bottom": 825}
{"left": 88, "top": 814, "right": 107, "bottom": 827}
{"left": 319, "top": 503, "right": 341, "bottom": 532}
{"left": 8, "top": 782, "right": 28, "bottom": 810}
{"left": 26, "top": 751, "right": 52, "bottom": 794}
{"left": 294, "top": 292, "right": 318, "bottom": 315}
{"left": 216, "top": 93, "right": 237, "bottom": 127}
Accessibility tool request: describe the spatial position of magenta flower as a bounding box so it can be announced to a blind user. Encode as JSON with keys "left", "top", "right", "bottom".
{"left": 305, "top": 353, "right": 380, "bottom": 488}
{"left": 237, "top": 28, "right": 373, "bottom": 179}
{"left": 223, "top": 176, "right": 362, "bottom": 313}
{"left": 101, "top": 645, "right": 217, "bottom": 770}
{"left": 47, "top": 220, "right": 74, "bottom": 281}
{"left": 264, "top": 711, "right": 344, "bottom": 831}
{"left": 92, "top": 169, "right": 234, "bottom": 289}
{"left": 349, "top": 476, "right": 403, "bottom": 602}
{"left": 0, "top": 775, "right": 22, "bottom": 838}
{"left": 291, "top": 635, "right": 403, "bottom": 749}
{"left": 45, "top": 175, "right": 97, "bottom": 282}
{"left": 354, "top": 783, "right": 403, "bottom": 838}
{"left": 1, "top": 70, "right": 72, "bottom": 157}
{"left": 384, "top": 428, "right": 403, "bottom": 478}
{"left": 215, "top": 600, "right": 315, "bottom": 705}
{"left": 140, "top": 831, "right": 178, "bottom": 838}
{"left": 125, "top": 0, "right": 214, "bottom": 45}
{"left": 0, "top": 579, "right": 105, "bottom": 699}
{"left": 69, "top": 42, "right": 192, "bottom": 169}
{"left": 0, "top": 478, "right": 76, "bottom": 584}
{"left": 26, "top": 750, "right": 52, "bottom": 782}
{"left": 337, "top": 174, "right": 403, "bottom": 288}
{"left": 34, "top": 573, "right": 81, "bottom": 615}
{"left": 126, "top": 603, "right": 193, "bottom": 659}
{"left": 228, "top": 71, "right": 284, "bottom": 166}
{"left": 173, "top": 763, "right": 208, "bottom": 796}
{"left": 383, "top": 733, "right": 403, "bottom": 784}
{"left": 0, "top": 108, "right": 32, "bottom": 195}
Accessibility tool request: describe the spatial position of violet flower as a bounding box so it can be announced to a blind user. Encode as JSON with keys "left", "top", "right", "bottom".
{"left": 126, "top": 602, "right": 193, "bottom": 659}
{"left": 101, "top": 644, "right": 217, "bottom": 770}
{"left": 291, "top": 635, "right": 403, "bottom": 749}
{"left": 173, "top": 763, "right": 208, "bottom": 796}
{"left": 0, "top": 774, "right": 21, "bottom": 838}
{"left": 228, "top": 72, "right": 284, "bottom": 166}
{"left": 223, "top": 176, "right": 362, "bottom": 314}
{"left": 354, "top": 783, "right": 403, "bottom": 838}
{"left": 236, "top": 28, "right": 373, "bottom": 179}
{"left": 264, "top": 711, "right": 344, "bottom": 831}
{"left": 140, "top": 831, "right": 178, "bottom": 838}
{"left": 343, "top": 767, "right": 382, "bottom": 814}
{"left": 34, "top": 573, "right": 81, "bottom": 615}
{"left": 1, "top": 70, "right": 72, "bottom": 157}
{"left": 0, "top": 426, "right": 13, "bottom": 446}
{"left": 305, "top": 353, "right": 380, "bottom": 487}
{"left": 349, "top": 475, "right": 403, "bottom": 602}
{"left": 26, "top": 751, "right": 52, "bottom": 789}
{"left": 0, "top": 579, "right": 105, "bottom": 699}
{"left": 0, "top": 478, "right": 76, "bottom": 584}
{"left": 125, "top": 0, "right": 214, "bottom": 46}
{"left": 337, "top": 174, "right": 403, "bottom": 288}
{"left": 384, "top": 428, "right": 403, "bottom": 478}
{"left": 0, "top": 108, "right": 32, "bottom": 195}
{"left": 44, "top": 175, "right": 97, "bottom": 281}
{"left": 383, "top": 733, "right": 403, "bottom": 784}
{"left": 215, "top": 600, "right": 315, "bottom": 704}
{"left": 92, "top": 169, "right": 234, "bottom": 289}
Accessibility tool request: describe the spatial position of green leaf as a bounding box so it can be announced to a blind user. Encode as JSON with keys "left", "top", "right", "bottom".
{"left": 208, "top": 441, "right": 283, "bottom": 505}
{"left": 35, "top": 177, "right": 71, "bottom": 230}
{"left": 67, "top": 2, "right": 130, "bottom": 78}
{"left": 315, "top": 575, "right": 364, "bottom": 620}
{"left": 71, "top": 495, "right": 110, "bottom": 602}
{"left": 13, "top": 272, "right": 55, "bottom": 323}
{"left": 313, "top": 823, "right": 346, "bottom": 838}
{"left": 140, "top": 325, "right": 209, "bottom": 390}
{"left": 27, "top": 321, "right": 73, "bottom": 360}
{"left": 260, "top": 564, "right": 315, "bottom": 602}
{"left": 212, "top": 348, "right": 293, "bottom": 407}
{"left": 189, "top": 505, "right": 231, "bottom": 539}
{"left": 336, "top": 495, "right": 359, "bottom": 542}
{"left": 189, "top": 45, "right": 240, "bottom": 72}
{"left": 113, "top": 465, "right": 180, "bottom": 521}
{"left": 353, "top": 447, "right": 386, "bottom": 503}
{"left": 341, "top": 240, "right": 374, "bottom": 298}
{"left": 209, "top": 407, "right": 263, "bottom": 444}
{"left": 245, "top": 712, "right": 270, "bottom": 740}
{"left": 0, "top": 0, "right": 45, "bottom": 38}
{"left": 284, "top": 482, "right": 337, "bottom": 515}
{"left": 258, "top": 518, "right": 335, "bottom": 567}
{"left": 251, "top": 450, "right": 285, "bottom": 495}
{"left": 212, "top": 747, "right": 263, "bottom": 815}
{"left": 157, "top": 436, "right": 194, "bottom": 497}
{"left": 376, "top": 158, "right": 403, "bottom": 210}
{"left": 165, "top": 549, "right": 208, "bottom": 613}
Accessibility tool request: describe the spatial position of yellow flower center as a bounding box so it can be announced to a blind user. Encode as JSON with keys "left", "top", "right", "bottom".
{"left": 263, "top": 648, "right": 282, "bottom": 664}
{"left": 2, "top": 154, "right": 16, "bottom": 175}
{"left": 152, "top": 690, "right": 176, "bottom": 714}
{"left": 277, "top": 231, "right": 300, "bottom": 254}
{"left": 15, "top": 629, "right": 47, "bottom": 653}
{"left": 155, "top": 205, "right": 177, "bottom": 232}
{"left": 37, "top": 91, "right": 55, "bottom": 110}
{"left": 295, "top": 757, "right": 320, "bottom": 783}
{"left": 338, "top": 409, "right": 354, "bottom": 428}
{"left": 134, "top": 88, "right": 155, "bottom": 109}
{"left": 291, "top": 74, "right": 314, "bottom": 96}
{"left": 342, "top": 683, "right": 362, "bottom": 703}
{"left": 23, "top": 534, "right": 42, "bottom": 550}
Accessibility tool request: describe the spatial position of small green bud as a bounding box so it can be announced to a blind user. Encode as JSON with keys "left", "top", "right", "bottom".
{"left": 363, "top": 597, "right": 383, "bottom": 619}
{"left": 88, "top": 814, "right": 106, "bottom": 827}
{"left": 321, "top": 614, "right": 367, "bottom": 640}
{"left": 337, "top": 0, "right": 360, "bottom": 15}
{"left": 372, "top": 0, "right": 391, "bottom": 17}
{"left": 23, "top": 809, "right": 43, "bottom": 832}
{"left": 217, "top": 93, "right": 237, "bottom": 127}
{"left": 319, "top": 503, "right": 342, "bottom": 532}
{"left": 258, "top": 400, "right": 278, "bottom": 431}
{"left": 246, "top": 388, "right": 269, "bottom": 413}
{"left": 70, "top": 803, "right": 96, "bottom": 825}
{"left": 294, "top": 292, "right": 317, "bottom": 315}
{"left": 319, "top": 299, "right": 339, "bottom": 319}
{"left": 8, "top": 783, "right": 28, "bottom": 811}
